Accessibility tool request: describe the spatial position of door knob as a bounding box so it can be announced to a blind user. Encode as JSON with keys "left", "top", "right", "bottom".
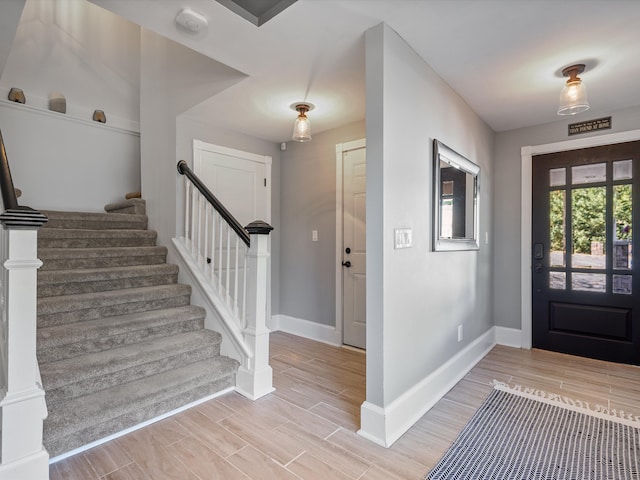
{"left": 342, "top": 261, "right": 352, "bottom": 268}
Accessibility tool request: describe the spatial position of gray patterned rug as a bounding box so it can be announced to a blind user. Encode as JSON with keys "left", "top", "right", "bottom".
{"left": 425, "top": 382, "right": 640, "bottom": 480}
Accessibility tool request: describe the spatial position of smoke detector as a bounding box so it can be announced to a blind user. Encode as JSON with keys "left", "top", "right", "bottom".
{"left": 175, "top": 8, "right": 208, "bottom": 33}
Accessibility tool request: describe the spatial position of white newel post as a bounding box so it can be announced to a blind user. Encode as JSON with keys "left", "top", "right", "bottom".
{"left": 0, "top": 209, "right": 49, "bottom": 480}
{"left": 235, "top": 220, "right": 274, "bottom": 400}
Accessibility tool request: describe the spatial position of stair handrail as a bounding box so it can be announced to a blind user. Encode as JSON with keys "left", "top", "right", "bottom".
{"left": 177, "top": 160, "right": 250, "bottom": 246}
{"left": 0, "top": 129, "right": 19, "bottom": 211}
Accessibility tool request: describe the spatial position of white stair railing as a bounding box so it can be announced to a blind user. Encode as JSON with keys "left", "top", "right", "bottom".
{"left": 175, "top": 160, "right": 274, "bottom": 400}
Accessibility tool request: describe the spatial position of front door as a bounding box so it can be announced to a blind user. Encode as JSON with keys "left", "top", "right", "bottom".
{"left": 532, "top": 141, "right": 640, "bottom": 364}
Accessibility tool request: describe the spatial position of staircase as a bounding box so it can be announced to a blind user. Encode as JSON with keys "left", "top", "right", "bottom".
{"left": 36, "top": 202, "right": 239, "bottom": 457}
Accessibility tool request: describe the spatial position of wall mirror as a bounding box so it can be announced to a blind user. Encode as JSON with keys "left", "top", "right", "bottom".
{"left": 432, "top": 139, "right": 480, "bottom": 251}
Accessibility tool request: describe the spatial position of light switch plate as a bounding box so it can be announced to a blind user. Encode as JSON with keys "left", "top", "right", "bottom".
{"left": 394, "top": 228, "right": 412, "bottom": 249}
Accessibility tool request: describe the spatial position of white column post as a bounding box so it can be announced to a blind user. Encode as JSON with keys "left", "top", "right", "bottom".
{"left": 0, "top": 209, "right": 49, "bottom": 480}
{"left": 235, "top": 220, "right": 274, "bottom": 400}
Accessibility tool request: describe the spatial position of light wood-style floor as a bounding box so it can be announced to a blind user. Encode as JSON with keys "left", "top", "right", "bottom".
{"left": 50, "top": 332, "right": 640, "bottom": 480}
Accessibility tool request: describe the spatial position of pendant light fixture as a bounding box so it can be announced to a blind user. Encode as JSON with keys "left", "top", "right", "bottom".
{"left": 557, "top": 64, "right": 589, "bottom": 116}
{"left": 291, "top": 102, "right": 314, "bottom": 142}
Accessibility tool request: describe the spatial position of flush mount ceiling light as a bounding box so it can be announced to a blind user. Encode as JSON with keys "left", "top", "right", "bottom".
{"left": 557, "top": 64, "right": 590, "bottom": 116}
{"left": 291, "top": 102, "right": 314, "bottom": 142}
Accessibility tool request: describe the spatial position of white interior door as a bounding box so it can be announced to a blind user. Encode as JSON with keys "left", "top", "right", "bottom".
{"left": 342, "top": 145, "right": 366, "bottom": 349}
{"left": 193, "top": 140, "right": 271, "bottom": 226}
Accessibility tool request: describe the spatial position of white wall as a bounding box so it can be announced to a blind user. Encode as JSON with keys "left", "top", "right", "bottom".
{"left": 0, "top": 0, "right": 142, "bottom": 212}
{"left": 361, "top": 23, "right": 494, "bottom": 446}
{"left": 0, "top": 0, "right": 140, "bottom": 131}
{"left": 493, "top": 105, "right": 640, "bottom": 330}
{"left": 0, "top": 101, "right": 140, "bottom": 212}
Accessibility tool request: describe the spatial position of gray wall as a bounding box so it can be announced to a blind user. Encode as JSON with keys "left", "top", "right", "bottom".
{"left": 493, "top": 105, "right": 640, "bottom": 330}
{"left": 279, "top": 120, "right": 366, "bottom": 326}
{"left": 365, "top": 23, "right": 494, "bottom": 407}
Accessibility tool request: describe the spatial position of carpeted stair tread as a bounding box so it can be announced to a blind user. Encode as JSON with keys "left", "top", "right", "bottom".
{"left": 38, "top": 264, "right": 179, "bottom": 297}
{"left": 37, "top": 284, "right": 193, "bottom": 327}
{"left": 42, "top": 210, "right": 147, "bottom": 230}
{"left": 38, "top": 228, "right": 157, "bottom": 248}
{"left": 44, "top": 356, "right": 239, "bottom": 456}
{"left": 39, "top": 245, "right": 167, "bottom": 270}
{"left": 41, "top": 330, "right": 222, "bottom": 405}
{"left": 37, "top": 305, "right": 206, "bottom": 364}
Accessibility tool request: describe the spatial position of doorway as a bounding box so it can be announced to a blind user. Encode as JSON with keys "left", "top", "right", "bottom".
{"left": 531, "top": 141, "right": 639, "bottom": 364}
{"left": 336, "top": 139, "right": 366, "bottom": 349}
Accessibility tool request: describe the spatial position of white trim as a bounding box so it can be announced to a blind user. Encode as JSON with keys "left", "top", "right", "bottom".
{"left": 48, "top": 387, "right": 234, "bottom": 464}
{"left": 271, "top": 314, "right": 342, "bottom": 346}
{"left": 0, "top": 98, "right": 140, "bottom": 136}
{"left": 358, "top": 328, "right": 495, "bottom": 447}
{"left": 520, "top": 129, "right": 640, "bottom": 349}
{"left": 0, "top": 449, "right": 49, "bottom": 480}
{"left": 494, "top": 326, "right": 522, "bottom": 348}
{"left": 335, "top": 139, "right": 366, "bottom": 347}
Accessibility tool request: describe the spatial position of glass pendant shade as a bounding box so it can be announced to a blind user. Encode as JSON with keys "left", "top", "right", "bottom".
{"left": 292, "top": 112, "right": 312, "bottom": 142}
{"left": 557, "top": 65, "right": 590, "bottom": 116}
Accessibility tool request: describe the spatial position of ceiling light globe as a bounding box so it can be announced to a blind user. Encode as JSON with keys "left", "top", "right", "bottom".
{"left": 558, "top": 76, "right": 589, "bottom": 115}
{"left": 292, "top": 114, "right": 311, "bottom": 142}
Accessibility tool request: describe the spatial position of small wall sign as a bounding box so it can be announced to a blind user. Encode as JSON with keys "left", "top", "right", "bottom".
{"left": 568, "top": 116, "right": 612, "bottom": 136}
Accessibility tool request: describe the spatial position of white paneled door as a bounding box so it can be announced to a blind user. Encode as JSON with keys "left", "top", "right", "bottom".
{"left": 193, "top": 140, "right": 271, "bottom": 226}
{"left": 342, "top": 145, "right": 366, "bottom": 349}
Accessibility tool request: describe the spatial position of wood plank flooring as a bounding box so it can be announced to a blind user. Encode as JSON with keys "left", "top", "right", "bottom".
{"left": 50, "top": 332, "right": 640, "bottom": 479}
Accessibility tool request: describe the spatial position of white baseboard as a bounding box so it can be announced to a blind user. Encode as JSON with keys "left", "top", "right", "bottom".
{"left": 358, "top": 328, "right": 496, "bottom": 447}
{"left": 270, "top": 314, "right": 341, "bottom": 346}
{"left": 494, "top": 326, "right": 523, "bottom": 348}
{"left": 0, "top": 449, "right": 49, "bottom": 480}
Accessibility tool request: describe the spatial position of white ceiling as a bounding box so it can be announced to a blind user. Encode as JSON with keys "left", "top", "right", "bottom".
{"left": 91, "top": 0, "right": 640, "bottom": 143}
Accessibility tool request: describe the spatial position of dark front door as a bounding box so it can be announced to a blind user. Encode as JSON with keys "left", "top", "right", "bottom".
{"left": 532, "top": 141, "right": 640, "bottom": 364}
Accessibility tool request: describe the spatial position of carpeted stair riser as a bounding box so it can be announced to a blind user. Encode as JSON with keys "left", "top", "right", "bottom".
{"left": 44, "top": 357, "right": 238, "bottom": 457}
{"left": 38, "top": 229, "right": 157, "bottom": 249}
{"left": 42, "top": 211, "right": 147, "bottom": 230}
{"left": 38, "top": 264, "right": 179, "bottom": 298}
{"left": 37, "top": 285, "right": 192, "bottom": 328}
{"left": 39, "top": 246, "right": 168, "bottom": 271}
{"left": 37, "top": 306, "right": 206, "bottom": 364}
{"left": 42, "top": 330, "right": 222, "bottom": 407}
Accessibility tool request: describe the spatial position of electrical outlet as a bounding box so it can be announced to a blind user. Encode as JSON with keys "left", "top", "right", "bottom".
{"left": 312, "top": 230, "right": 318, "bottom": 242}
{"left": 458, "top": 325, "right": 463, "bottom": 342}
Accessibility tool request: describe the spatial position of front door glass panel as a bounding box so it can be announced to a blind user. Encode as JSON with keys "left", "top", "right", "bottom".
{"left": 571, "top": 187, "right": 606, "bottom": 271}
